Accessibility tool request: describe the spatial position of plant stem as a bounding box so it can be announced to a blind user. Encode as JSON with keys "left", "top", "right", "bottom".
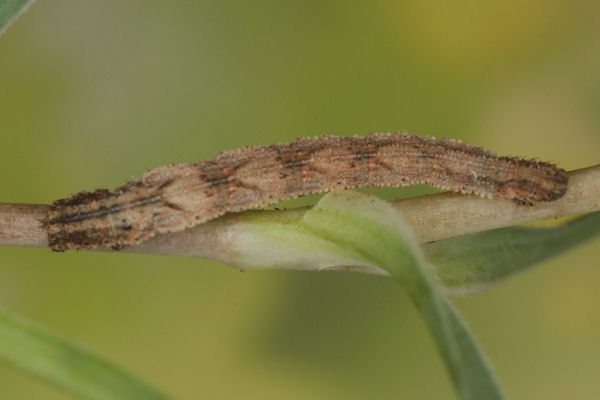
{"left": 0, "top": 203, "right": 47, "bottom": 247}
{"left": 1, "top": 165, "right": 599, "bottom": 261}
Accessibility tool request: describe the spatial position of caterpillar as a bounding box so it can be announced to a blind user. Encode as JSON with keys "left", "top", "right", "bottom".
{"left": 45, "top": 133, "right": 569, "bottom": 251}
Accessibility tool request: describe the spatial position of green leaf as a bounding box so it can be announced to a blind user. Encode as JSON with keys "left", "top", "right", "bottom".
{"left": 426, "top": 211, "right": 600, "bottom": 295}
{"left": 250, "top": 190, "right": 505, "bottom": 399}
{"left": 0, "top": 308, "right": 171, "bottom": 400}
{"left": 0, "top": 0, "right": 34, "bottom": 37}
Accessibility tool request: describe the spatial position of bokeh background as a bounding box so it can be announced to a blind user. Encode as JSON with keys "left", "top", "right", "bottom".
{"left": 1, "top": 1, "right": 599, "bottom": 399}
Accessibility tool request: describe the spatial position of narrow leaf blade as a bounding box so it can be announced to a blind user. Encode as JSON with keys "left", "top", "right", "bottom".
{"left": 0, "top": 0, "right": 34, "bottom": 37}
{"left": 426, "top": 211, "right": 600, "bottom": 295}
{"left": 0, "top": 308, "right": 170, "bottom": 400}
{"left": 298, "top": 191, "right": 506, "bottom": 400}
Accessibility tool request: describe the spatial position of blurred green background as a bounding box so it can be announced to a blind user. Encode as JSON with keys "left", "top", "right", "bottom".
{"left": 1, "top": 1, "right": 599, "bottom": 398}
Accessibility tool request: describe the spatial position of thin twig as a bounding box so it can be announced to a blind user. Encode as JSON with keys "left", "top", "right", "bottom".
{"left": 1, "top": 166, "right": 599, "bottom": 265}
{"left": 0, "top": 204, "right": 47, "bottom": 247}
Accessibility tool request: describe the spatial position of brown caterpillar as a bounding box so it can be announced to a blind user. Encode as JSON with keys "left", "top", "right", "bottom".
{"left": 45, "top": 133, "right": 569, "bottom": 251}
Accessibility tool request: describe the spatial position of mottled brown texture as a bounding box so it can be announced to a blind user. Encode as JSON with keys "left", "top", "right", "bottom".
{"left": 45, "top": 133, "right": 569, "bottom": 251}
